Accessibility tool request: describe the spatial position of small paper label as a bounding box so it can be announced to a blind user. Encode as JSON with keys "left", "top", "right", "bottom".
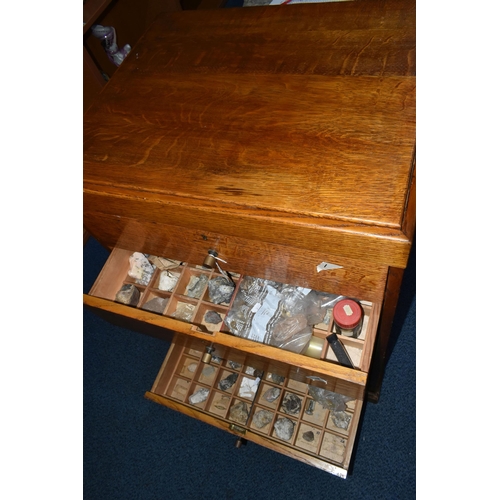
{"left": 343, "top": 304, "right": 353, "bottom": 316}
{"left": 251, "top": 302, "right": 262, "bottom": 314}
{"left": 317, "top": 262, "right": 344, "bottom": 273}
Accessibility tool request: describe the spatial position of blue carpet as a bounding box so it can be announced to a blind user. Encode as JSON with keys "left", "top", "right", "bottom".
{"left": 83, "top": 236, "right": 415, "bottom": 499}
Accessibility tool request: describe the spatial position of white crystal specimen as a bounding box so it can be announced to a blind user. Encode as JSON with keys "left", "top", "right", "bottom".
{"left": 159, "top": 270, "right": 181, "bottom": 291}
{"left": 128, "top": 252, "right": 155, "bottom": 285}
{"left": 189, "top": 388, "right": 209, "bottom": 405}
{"left": 238, "top": 376, "right": 260, "bottom": 399}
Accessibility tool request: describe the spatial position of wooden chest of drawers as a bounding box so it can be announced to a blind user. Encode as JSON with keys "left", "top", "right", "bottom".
{"left": 83, "top": 0, "right": 415, "bottom": 478}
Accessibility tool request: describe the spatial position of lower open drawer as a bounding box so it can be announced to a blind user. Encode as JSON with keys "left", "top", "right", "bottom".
{"left": 146, "top": 334, "right": 364, "bottom": 479}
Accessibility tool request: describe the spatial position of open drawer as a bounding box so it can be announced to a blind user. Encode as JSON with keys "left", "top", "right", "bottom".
{"left": 146, "top": 333, "right": 364, "bottom": 479}
{"left": 83, "top": 245, "right": 387, "bottom": 476}
{"left": 84, "top": 247, "right": 384, "bottom": 378}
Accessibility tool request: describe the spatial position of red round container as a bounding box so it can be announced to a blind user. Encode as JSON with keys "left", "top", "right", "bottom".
{"left": 333, "top": 299, "right": 363, "bottom": 337}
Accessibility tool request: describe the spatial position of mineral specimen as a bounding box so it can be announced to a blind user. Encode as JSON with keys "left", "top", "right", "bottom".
{"left": 238, "top": 377, "right": 259, "bottom": 399}
{"left": 142, "top": 297, "right": 168, "bottom": 314}
{"left": 208, "top": 276, "right": 235, "bottom": 304}
{"left": 331, "top": 410, "right": 352, "bottom": 430}
{"left": 172, "top": 302, "right": 195, "bottom": 321}
{"left": 270, "top": 373, "right": 285, "bottom": 385}
{"left": 305, "top": 400, "right": 315, "bottom": 415}
{"left": 274, "top": 417, "right": 294, "bottom": 441}
{"left": 244, "top": 366, "right": 264, "bottom": 378}
{"left": 128, "top": 252, "right": 155, "bottom": 285}
{"left": 185, "top": 274, "right": 209, "bottom": 298}
{"left": 308, "top": 386, "right": 353, "bottom": 412}
{"left": 229, "top": 401, "right": 249, "bottom": 424}
{"left": 187, "top": 363, "right": 198, "bottom": 373}
{"left": 202, "top": 365, "right": 216, "bottom": 377}
{"left": 219, "top": 373, "right": 238, "bottom": 391}
{"left": 159, "top": 270, "right": 181, "bottom": 292}
{"left": 252, "top": 409, "right": 273, "bottom": 429}
{"left": 281, "top": 393, "right": 302, "bottom": 415}
{"left": 188, "top": 388, "right": 209, "bottom": 405}
{"left": 263, "top": 387, "right": 281, "bottom": 403}
{"left": 204, "top": 310, "right": 223, "bottom": 324}
{"left": 115, "top": 284, "right": 140, "bottom": 306}
{"left": 302, "top": 431, "right": 315, "bottom": 442}
{"left": 228, "top": 361, "right": 241, "bottom": 370}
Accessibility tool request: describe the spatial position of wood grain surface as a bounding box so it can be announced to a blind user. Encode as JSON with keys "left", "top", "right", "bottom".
{"left": 84, "top": 0, "right": 416, "bottom": 268}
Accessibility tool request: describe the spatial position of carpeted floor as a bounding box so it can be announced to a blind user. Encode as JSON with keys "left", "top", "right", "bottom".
{"left": 83, "top": 235, "right": 415, "bottom": 499}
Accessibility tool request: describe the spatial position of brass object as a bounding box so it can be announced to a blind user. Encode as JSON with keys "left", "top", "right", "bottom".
{"left": 229, "top": 424, "right": 247, "bottom": 435}
{"left": 304, "top": 336, "right": 324, "bottom": 359}
{"left": 202, "top": 249, "right": 218, "bottom": 269}
{"left": 202, "top": 345, "right": 215, "bottom": 364}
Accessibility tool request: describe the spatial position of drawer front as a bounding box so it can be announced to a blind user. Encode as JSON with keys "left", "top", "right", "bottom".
{"left": 145, "top": 334, "right": 365, "bottom": 479}
{"left": 84, "top": 213, "right": 389, "bottom": 303}
{"left": 86, "top": 246, "right": 383, "bottom": 377}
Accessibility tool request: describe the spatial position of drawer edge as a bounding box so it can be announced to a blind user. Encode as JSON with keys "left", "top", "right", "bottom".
{"left": 84, "top": 294, "right": 367, "bottom": 387}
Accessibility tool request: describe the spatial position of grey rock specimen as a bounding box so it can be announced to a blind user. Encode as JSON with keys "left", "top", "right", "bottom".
{"left": 186, "top": 274, "right": 209, "bottom": 298}
{"left": 308, "top": 386, "right": 353, "bottom": 412}
{"left": 115, "top": 284, "right": 140, "bottom": 306}
{"left": 219, "top": 373, "right": 238, "bottom": 391}
{"left": 281, "top": 393, "right": 302, "bottom": 415}
{"left": 263, "top": 387, "right": 281, "bottom": 403}
{"left": 188, "top": 387, "right": 209, "bottom": 405}
{"left": 302, "top": 431, "right": 315, "bottom": 443}
{"left": 270, "top": 373, "right": 285, "bottom": 385}
{"left": 208, "top": 276, "right": 235, "bottom": 304}
{"left": 305, "top": 400, "right": 315, "bottom": 415}
{"left": 204, "top": 310, "right": 223, "bottom": 324}
{"left": 142, "top": 296, "right": 168, "bottom": 314}
{"left": 331, "top": 410, "right": 352, "bottom": 430}
{"left": 274, "top": 417, "right": 295, "bottom": 441}
{"left": 229, "top": 401, "right": 249, "bottom": 424}
{"left": 252, "top": 409, "right": 274, "bottom": 429}
{"left": 228, "top": 361, "right": 242, "bottom": 370}
{"left": 202, "top": 365, "right": 216, "bottom": 377}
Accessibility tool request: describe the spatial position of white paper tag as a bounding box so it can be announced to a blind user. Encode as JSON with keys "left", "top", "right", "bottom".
{"left": 317, "top": 262, "right": 344, "bottom": 273}
{"left": 343, "top": 304, "right": 353, "bottom": 316}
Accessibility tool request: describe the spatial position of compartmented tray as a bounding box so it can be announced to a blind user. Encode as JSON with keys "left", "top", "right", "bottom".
{"left": 88, "top": 247, "right": 381, "bottom": 373}
{"left": 146, "top": 334, "right": 364, "bottom": 478}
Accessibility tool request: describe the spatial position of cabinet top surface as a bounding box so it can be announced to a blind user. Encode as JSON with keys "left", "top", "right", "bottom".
{"left": 84, "top": 0, "right": 415, "bottom": 231}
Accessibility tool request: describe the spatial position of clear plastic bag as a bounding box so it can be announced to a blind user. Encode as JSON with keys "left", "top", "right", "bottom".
{"left": 307, "top": 386, "right": 353, "bottom": 412}
{"left": 224, "top": 277, "right": 340, "bottom": 354}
